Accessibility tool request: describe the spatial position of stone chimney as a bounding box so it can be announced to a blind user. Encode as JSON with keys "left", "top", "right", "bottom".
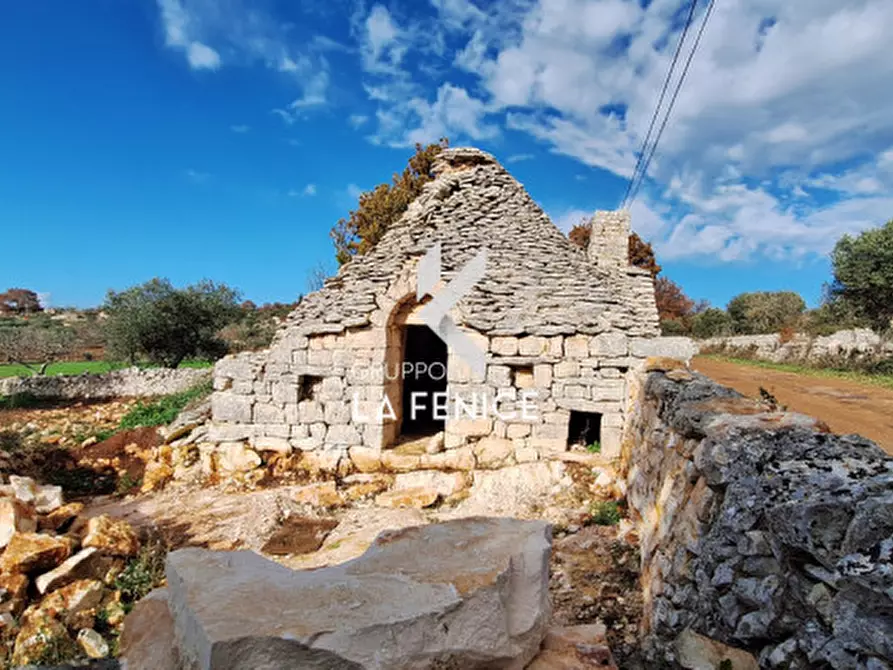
{"left": 587, "top": 209, "right": 630, "bottom": 268}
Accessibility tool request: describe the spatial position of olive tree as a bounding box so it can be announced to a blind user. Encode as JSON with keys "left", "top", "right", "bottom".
{"left": 831, "top": 219, "right": 893, "bottom": 330}
{"left": 103, "top": 278, "right": 242, "bottom": 367}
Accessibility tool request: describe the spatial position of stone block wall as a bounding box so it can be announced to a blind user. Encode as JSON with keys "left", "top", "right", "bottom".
{"left": 622, "top": 364, "right": 893, "bottom": 668}
{"left": 698, "top": 327, "right": 891, "bottom": 365}
{"left": 0, "top": 367, "right": 210, "bottom": 399}
{"left": 209, "top": 302, "right": 695, "bottom": 474}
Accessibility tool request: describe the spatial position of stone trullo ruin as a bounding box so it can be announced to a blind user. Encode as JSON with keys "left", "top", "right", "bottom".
{"left": 208, "top": 146, "right": 687, "bottom": 473}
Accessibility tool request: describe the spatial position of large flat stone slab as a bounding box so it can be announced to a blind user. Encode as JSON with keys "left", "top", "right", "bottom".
{"left": 161, "top": 517, "right": 551, "bottom": 670}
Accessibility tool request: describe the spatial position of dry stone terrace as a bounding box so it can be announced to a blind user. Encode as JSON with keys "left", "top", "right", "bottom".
{"left": 204, "top": 146, "right": 689, "bottom": 477}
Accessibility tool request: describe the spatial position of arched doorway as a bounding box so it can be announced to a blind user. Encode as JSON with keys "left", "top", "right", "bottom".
{"left": 384, "top": 296, "right": 448, "bottom": 447}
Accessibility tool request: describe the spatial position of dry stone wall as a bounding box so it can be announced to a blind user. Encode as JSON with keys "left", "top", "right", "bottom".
{"left": 698, "top": 328, "right": 891, "bottom": 365}
{"left": 622, "top": 363, "right": 893, "bottom": 668}
{"left": 211, "top": 323, "right": 695, "bottom": 475}
{"left": 0, "top": 367, "right": 210, "bottom": 400}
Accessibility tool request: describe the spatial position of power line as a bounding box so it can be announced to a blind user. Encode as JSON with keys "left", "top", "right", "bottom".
{"left": 624, "top": 0, "right": 718, "bottom": 209}
{"left": 620, "top": 0, "right": 700, "bottom": 209}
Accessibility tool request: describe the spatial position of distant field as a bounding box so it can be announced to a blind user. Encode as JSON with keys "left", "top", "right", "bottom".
{"left": 0, "top": 360, "right": 213, "bottom": 378}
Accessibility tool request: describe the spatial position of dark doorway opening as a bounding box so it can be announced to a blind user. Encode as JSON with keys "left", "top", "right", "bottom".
{"left": 401, "top": 325, "right": 448, "bottom": 437}
{"left": 568, "top": 410, "right": 602, "bottom": 449}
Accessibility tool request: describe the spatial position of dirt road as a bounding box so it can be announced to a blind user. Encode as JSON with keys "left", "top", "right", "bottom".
{"left": 692, "top": 356, "right": 893, "bottom": 455}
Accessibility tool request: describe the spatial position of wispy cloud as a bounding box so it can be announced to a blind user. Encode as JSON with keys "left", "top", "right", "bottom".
{"left": 230, "top": 124, "right": 250, "bottom": 133}
{"left": 289, "top": 184, "right": 317, "bottom": 197}
{"left": 349, "top": 114, "right": 369, "bottom": 129}
{"left": 154, "top": 0, "right": 329, "bottom": 107}
{"left": 506, "top": 153, "right": 534, "bottom": 164}
{"left": 185, "top": 168, "right": 210, "bottom": 183}
{"left": 156, "top": 0, "right": 220, "bottom": 71}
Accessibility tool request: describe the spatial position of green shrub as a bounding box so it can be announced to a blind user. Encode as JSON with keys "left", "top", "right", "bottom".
{"left": 589, "top": 500, "right": 622, "bottom": 526}
{"left": 118, "top": 381, "right": 212, "bottom": 430}
{"left": 0, "top": 392, "right": 43, "bottom": 410}
{"left": 586, "top": 441, "right": 601, "bottom": 454}
{"left": 115, "top": 532, "right": 168, "bottom": 604}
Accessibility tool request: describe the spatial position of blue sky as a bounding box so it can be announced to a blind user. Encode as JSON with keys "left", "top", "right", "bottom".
{"left": 2, "top": 0, "right": 892, "bottom": 310}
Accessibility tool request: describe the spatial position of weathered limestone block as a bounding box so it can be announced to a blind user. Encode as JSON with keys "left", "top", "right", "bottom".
{"left": 519, "top": 336, "right": 548, "bottom": 356}
{"left": 349, "top": 447, "right": 382, "bottom": 473}
{"left": 487, "top": 365, "right": 513, "bottom": 387}
{"left": 35, "top": 547, "right": 119, "bottom": 595}
{"left": 0, "top": 499, "right": 37, "bottom": 548}
{"left": 533, "top": 364, "right": 553, "bottom": 388}
{"left": 253, "top": 403, "right": 285, "bottom": 424}
{"left": 217, "top": 442, "right": 261, "bottom": 473}
{"left": 473, "top": 437, "right": 515, "bottom": 469}
{"left": 554, "top": 361, "right": 579, "bottom": 378}
{"left": 448, "top": 418, "right": 493, "bottom": 437}
{"left": 83, "top": 514, "right": 140, "bottom": 557}
{"left": 590, "top": 332, "right": 628, "bottom": 357}
{"left": 320, "top": 377, "right": 345, "bottom": 401}
{"left": 393, "top": 471, "right": 468, "bottom": 497}
{"left": 162, "top": 518, "right": 552, "bottom": 669}
{"left": 629, "top": 336, "right": 697, "bottom": 361}
{"left": 119, "top": 589, "right": 181, "bottom": 670}
{"left": 252, "top": 436, "right": 292, "bottom": 454}
{"left": 563, "top": 335, "right": 589, "bottom": 359}
{"left": 207, "top": 422, "right": 253, "bottom": 442}
{"left": 491, "top": 336, "right": 519, "bottom": 356}
{"left": 375, "top": 487, "right": 439, "bottom": 509}
{"left": 420, "top": 446, "right": 476, "bottom": 471}
{"left": 211, "top": 392, "right": 253, "bottom": 423}
{"left": 0, "top": 532, "right": 70, "bottom": 574}
{"left": 326, "top": 424, "right": 362, "bottom": 446}
{"left": 214, "top": 355, "right": 257, "bottom": 383}
{"left": 324, "top": 401, "right": 352, "bottom": 425}
{"left": 589, "top": 380, "right": 625, "bottom": 402}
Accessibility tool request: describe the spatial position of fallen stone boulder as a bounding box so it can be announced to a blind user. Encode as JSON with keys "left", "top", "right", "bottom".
{"left": 125, "top": 517, "right": 552, "bottom": 669}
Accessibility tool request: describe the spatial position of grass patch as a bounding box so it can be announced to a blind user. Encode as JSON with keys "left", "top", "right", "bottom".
{"left": 586, "top": 440, "right": 602, "bottom": 454}
{"left": 0, "top": 359, "right": 213, "bottom": 378}
{"left": 589, "top": 500, "right": 623, "bottom": 526}
{"left": 118, "top": 380, "right": 213, "bottom": 430}
{"left": 701, "top": 354, "right": 893, "bottom": 391}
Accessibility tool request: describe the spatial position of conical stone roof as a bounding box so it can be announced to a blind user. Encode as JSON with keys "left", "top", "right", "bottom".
{"left": 282, "top": 147, "right": 659, "bottom": 338}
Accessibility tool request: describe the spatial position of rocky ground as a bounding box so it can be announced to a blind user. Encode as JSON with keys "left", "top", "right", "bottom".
{"left": 0, "top": 398, "right": 646, "bottom": 668}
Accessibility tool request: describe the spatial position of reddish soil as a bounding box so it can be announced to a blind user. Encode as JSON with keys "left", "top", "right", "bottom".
{"left": 78, "top": 425, "right": 161, "bottom": 491}
{"left": 693, "top": 356, "right": 893, "bottom": 454}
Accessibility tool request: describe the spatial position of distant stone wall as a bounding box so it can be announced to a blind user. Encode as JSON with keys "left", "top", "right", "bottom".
{"left": 621, "top": 363, "right": 893, "bottom": 668}
{"left": 698, "top": 328, "right": 891, "bottom": 364}
{"left": 0, "top": 367, "right": 210, "bottom": 399}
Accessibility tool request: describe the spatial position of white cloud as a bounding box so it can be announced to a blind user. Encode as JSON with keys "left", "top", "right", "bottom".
{"left": 349, "top": 114, "right": 369, "bottom": 129}
{"left": 288, "top": 184, "right": 317, "bottom": 197}
{"left": 186, "top": 42, "right": 220, "bottom": 70}
{"left": 402, "top": 84, "right": 498, "bottom": 146}
{"left": 420, "top": 0, "right": 893, "bottom": 262}
{"left": 155, "top": 0, "right": 328, "bottom": 105}
{"left": 362, "top": 5, "right": 406, "bottom": 74}
{"left": 157, "top": 0, "right": 220, "bottom": 70}
{"left": 550, "top": 208, "right": 590, "bottom": 234}
{"left": 506, "top": 153, "right": 534, "bottom": 163}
